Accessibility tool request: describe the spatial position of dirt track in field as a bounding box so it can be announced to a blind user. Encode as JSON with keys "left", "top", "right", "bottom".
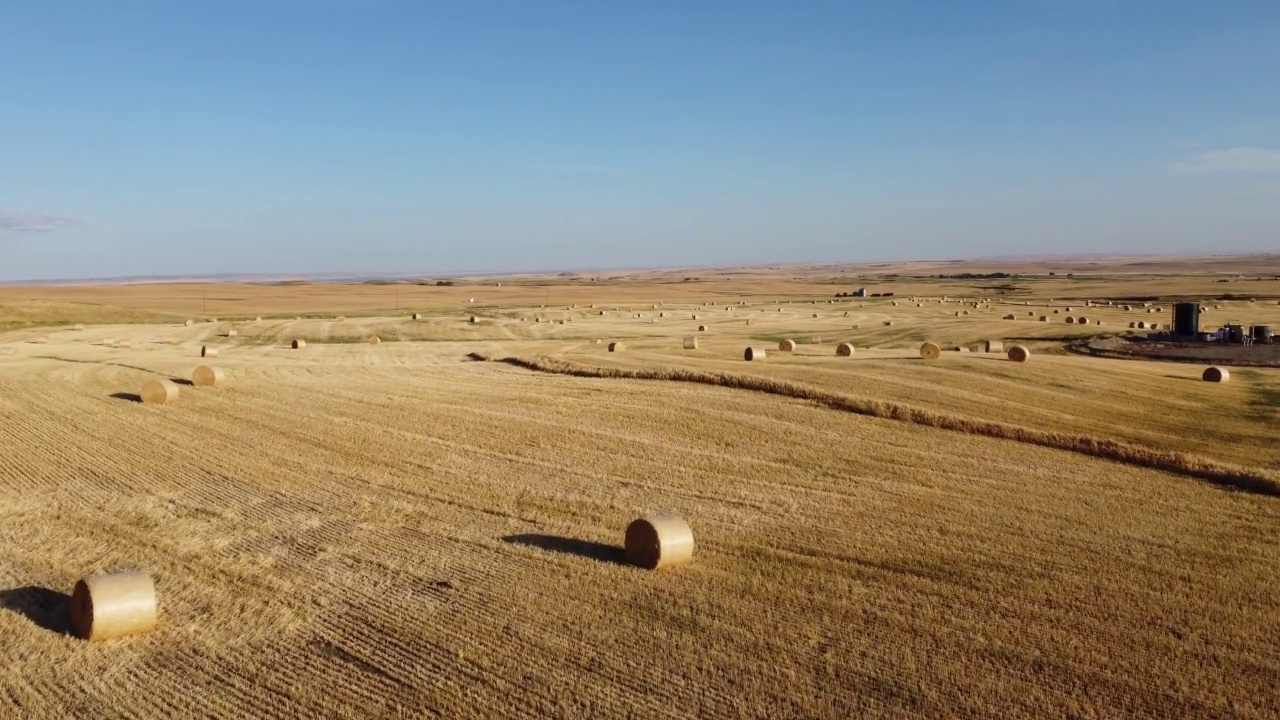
{"left": 1, "top": 262, "right": 1279, "bottom": 719}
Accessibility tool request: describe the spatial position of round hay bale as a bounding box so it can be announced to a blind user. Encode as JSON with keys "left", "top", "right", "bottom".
{"left": 226, "top": 329, "right": 238, "bottom": 337}
{"left": 608, "top": 341, "right": 625, "bottom": 352}
{"left": 368, "top": 335, "right": 381, "bottom": 345}
{"left": 255, "top": 317, "right": 262, "bottom": 322}
{"left": 955, "top": 311, "right": 961, "bottom": 317}
{"left": 185, "top": 320, "right": 194, "bottom": 327}
{"left": 883, "top": 320, "right": 894, "bottom": 326}
{"left": 659, "top": 312, "right": 665, "bottom": 317}
{"left": 962, "top": 310, "right": 969, "bottom": 315}
{"left": 337, "top": 316, "right": 345, "bottom": 322}
{"left": 778, "top": 339, "right": 796, "bottom": 351}
{"left": 692, "top": 314, "right": 699, "bottom": 320}
{"left": 1077, "top": 317, "right": 1089, "bottom": 325}
{"left": 1039, "top": 316, "right": 1048, "bottom": 322}
{"left": 291, "top": 339, "right": 306, "bottom": 349}
{"left": 697, "top": 325, "right": 707, "bottom": 332}
{"left": 919, "top": 342, "right": 941, "bottom": 360}
{"left": 117, "top": 341, "right": 132, "bottom": 349}
{"left": 1129, "top": 321, "right": 1136, "bottom": 328}
{"left": 469, "top": 316, "right": 478, "bottom": 324}
{"left": 812, "top": 313, "right": 819, "bottom": 318}
{"left": 192, "top": 365, "right": 225, "bottom": 387}
{"left": 1137, "top": 321, "right": 1146, "bottom": 329}
{"left": 1202, "top": 366, "right": 1230, "bottom": 383}
{"left": 836, "top": 342, "right": 855, "bottom": 356}
{"left": 140, "top": 379, "right": 179, "bottom": 405}
{"left": 1065, "top": 307, "right": 1073, "bottom": 312}
{"left": 1095, "top": 320, "right": 1104, "bottom": 326}
{"left": 953, "top": 346, "right": 970, "bottom": 353}
{"left": 598, "top": 310, "right": 606, "bottom": 315}
{"left": 984, "top": 340, "right": 1004, "bottom": 353}
{"left": 1122, "top": 305, "right": 1132, "bottom": 311}
{"left": 1003, "top": 314, "right": 1016, "bottom": 320}
{"left": 682, "top": 336, "right": 697, "bottom": 350}
{"left": 743, "top": 346, "right": 766, "bottom": 361}
{"left": 412, "top": 313, "right": 421, "bottom": 320}
{"left": 1007, "top": 345, "right": 1030, "bottom": 363}
{"left": 71, "top": 571, "right": 158, "bottom": 642}
{"left": 1065, "top": 316, "right": 1076, "bottom": 324}
{"left": 1053, "top": 309, "right": 1060, "bottom": 314}
{"left": 200, "top": 345, "right": 217, "bottom": 358}
{"left": 1027, "top": 312, "right": 1035, "bottom": 316}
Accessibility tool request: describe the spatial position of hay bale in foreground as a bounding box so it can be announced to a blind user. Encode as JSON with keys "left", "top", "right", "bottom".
{"left": 743, "top": 346, "right": 766, "bottom": 361}
{"left": 291, "top": 339, "right": 306, "bottom": 349}
{"left": 778, "top": 339, "right": 796, "bottom": 351}
{"left": 836, "top": 342, "right": 855, "bottom": 356}
{"left": 919, "top": 342, "right": 941, "bottom": 360}
{"left": 71, "top": 571, "right": 157, "bottom": 642}
{"left": 200, "top": 346, "right": 217, "bottom": 358}
{"left": 1008, "top": 345, "right": 1031, "bottom": 363}
{"left": 192, "top": 365, "right": 225, "bottom": 387}
{"left": 624, "top": 514, "right": 694, "bottom": 570}
{"left": 1202, "top": 366, "right": 1230, "bottom": 383}
{"left": 608, "top": 341, "right": 625, "bottom": 352}
{"left": 984, "top": 340, "right": 1004, "bottom": 353}
{"left": 683, "top": 336, "right": 697, "bottom": 350}
{"left": 140, "top": 379, "right": 179, "bottom": 405}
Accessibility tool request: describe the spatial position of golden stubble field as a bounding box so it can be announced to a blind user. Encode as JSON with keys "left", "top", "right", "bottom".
{"left": 1, "top": 257, "right": 1278, "bottom": 719}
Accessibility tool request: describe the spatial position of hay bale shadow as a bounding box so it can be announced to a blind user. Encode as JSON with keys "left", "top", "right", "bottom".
{"left": 501, "top": 534, "right": 628, "bottom": 566}
{"left": 0, "top": 586, "right": 72, "bottom": 635}
{"left": 170, "top": 378, "right": 194, "bottom": 386}
{"left": 110, "top": 392, "right": 142, "bottom": 403}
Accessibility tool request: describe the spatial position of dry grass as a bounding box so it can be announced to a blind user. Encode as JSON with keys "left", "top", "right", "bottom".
{"left": 1, "top": 256, "right": 1279, "bottom": 718}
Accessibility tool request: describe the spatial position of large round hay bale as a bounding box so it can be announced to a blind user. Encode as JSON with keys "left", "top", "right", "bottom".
{"left": 226, "top": 329, "right": 238, "bottom": 337}
{"left": 1129, "top": 321, "right": 1137, "bottom": 328}
{"left": 836, "top": 342, "right": 855, "bottom": 356}
{"left": 291, "top": 339, "right": 306, "bottom": 349}
{"left": 812, "top": 313, "right": 819, "bottom": 318}
{"left": 697, "top": 325, "right": 707, "bottom": 332}
{"left": 337, "top": 316, "right": 346, "bottom": 322}
{"left": 778, "top": 339, "right": 796, "bottom": 351}
{"left": 469, "top": 316, "right": 478, "bottom": 324}
{"left": 185, "top": 320, "right": 194, "bottom": 327}
{"left": 192, "top": 365, "right": 225, "bottom": 387}
{"left": 919, "top": 342, "right": 941, "bottom": 360}
{"left": 368, "top": 335, "right": 381, "bottom": 345}
{"left": 70, "top": 571, "right": 158, "bottom": 642}
{"left": 1202, "top": 366, "right": 1230, "bottom": 383}
{"left": 883, "top": 320, "right": 894, "bottom": 326}
{"left": 200, "top": 345, "right": 217, "bottom": 358}
{"left": 683, "top": 336, "right": 697, "bottom": 350}
{"left": 412, "top": 313, "right": 421, "bottom": 320}
{"left": 1052, "top": 309, "right": 1060, "bottom": 314}
{"left": 1065, "top": 316, "right": 1076, "bottom": 324}
{"left": 140, "top": 379, "right": 178, "bottom": 405}
{"left": 1039, "top": 316, "right": 1048, "bottom": 322}
{"left": 743, "top": 346, "right": 766, "bottom": 361}
{"left": 1137, "top": 321, "right": 1146, "bottom": 329}
{"left": 1007, "top": 345, "right": 1031, "bottom": 362}
{"left": 608, "top": 341, "right": 625, "bottom": 352}
{"left": 1003, "top": 314, "right": 1016, "bottom": 320}
{"left": 1077, "top": 317, "right": 1089, "bottom": 325}
{"left": 984, "top": 340, "right": 1004, "bottom": 353}
{"left": 1122, "top": 305, "right": 1132, "bottom": 311}
{"left": 962, "top": 310, "right": 969, "bottom": 315}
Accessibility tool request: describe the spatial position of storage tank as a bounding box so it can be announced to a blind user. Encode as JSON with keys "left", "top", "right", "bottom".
{"left": 1172, "top": 302, "right": 1200, "bottom": 336}
{"left": 1226, "top": 325, "right": 1246, "bottom": 343}
{"left": 1252, "top": 325, "right": 1273, "bottom": 344}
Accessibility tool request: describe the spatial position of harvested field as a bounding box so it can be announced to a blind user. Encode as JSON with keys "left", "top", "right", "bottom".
{"left": 1, "top": 257, "right": 1279, "bottom": 719}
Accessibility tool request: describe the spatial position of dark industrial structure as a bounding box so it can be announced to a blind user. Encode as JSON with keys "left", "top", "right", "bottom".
{"left": 1172, "top": 302, "right": 1200, "bottom": 337}
{"left": 1155, "top": 300, "right": 1272, "bottom": 345}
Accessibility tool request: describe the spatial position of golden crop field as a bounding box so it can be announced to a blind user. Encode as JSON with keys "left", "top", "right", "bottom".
{"left": 1, "top": 256, "right": 1278, "bottom": 719}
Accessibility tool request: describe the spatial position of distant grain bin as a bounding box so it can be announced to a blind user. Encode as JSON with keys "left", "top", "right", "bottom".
{"left": 608, "top": 341, "right": 624, "bottom": 352}
{"left": 71, "top": 571, "right": 158, "bottom": 642}
{"left": 141, "top": 379, "right": 178, "bottom": 405}
{"left": 984, "top": 340, "right": 1004, "bottom": 353}
{"left": 683, "top": 336, "right": 697, "bottom": 350}
{"left": 1007, "top": 345, "right": 1030, "bottom": 363}
{"left": 291, "top": 339, "right": 306, "bottom": 349}
{"left": 854, "top": 288, "right": 867, "bottom": 297}
{"left": 836, "top": 342, "right": 855, "bottom": 356}
{"left": 201, "top": 346, "right": 217, "bottom": 358}
{"left": 778, "top": 339, "right": 796, "bottom": 351}
{"left": 625, "top": 514, "right": 694, "bottom": 570}
{"left": 743, "top": 346, "right": 766, "bottom": 361}
{"left": 192, "top": 365, "right": 225, "bottom": 387}
{"left": 1202, "top": 366, "right": 1229, "bottom": 383}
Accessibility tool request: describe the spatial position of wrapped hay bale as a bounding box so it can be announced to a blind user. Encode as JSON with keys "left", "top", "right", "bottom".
{"left": 71, "top": 571, "right": 158, "bottom": 642}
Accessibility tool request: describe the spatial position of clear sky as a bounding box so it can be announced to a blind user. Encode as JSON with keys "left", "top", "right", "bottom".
{"left": 2, "top": 1, "right": 1279, "bottom": 281}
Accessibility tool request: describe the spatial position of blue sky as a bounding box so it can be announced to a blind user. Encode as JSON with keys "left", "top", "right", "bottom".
{"left": 2, "top": 1, "right": 1279, "bottom": 281}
